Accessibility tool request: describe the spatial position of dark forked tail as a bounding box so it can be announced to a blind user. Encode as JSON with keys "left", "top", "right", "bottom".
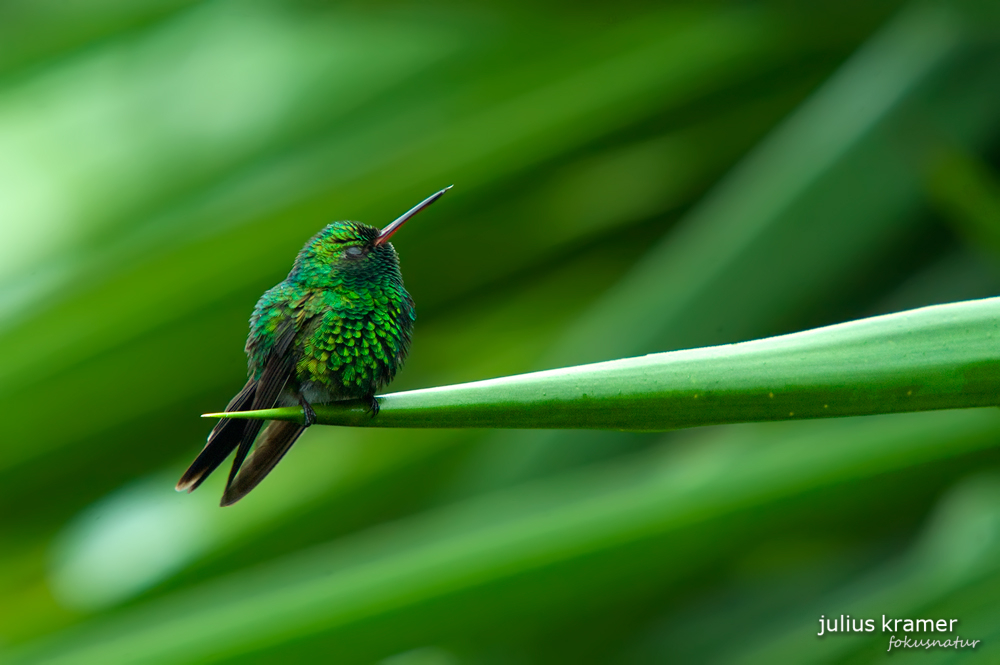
{"left": 179, "top": 324, "right": 303, "bottom": 504}
{"left": 220, "top": 420, "right": 306, "bottom": 506}
{"left": 176, "top": 378, "right": 306, "bottom": 506}
{"left": 175, "top": 379, "right": 257, "bottom": 493}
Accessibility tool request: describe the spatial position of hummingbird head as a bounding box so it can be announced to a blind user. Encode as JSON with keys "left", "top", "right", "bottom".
{"left": 289, "top": 186, "right": 451, "bottom": 288}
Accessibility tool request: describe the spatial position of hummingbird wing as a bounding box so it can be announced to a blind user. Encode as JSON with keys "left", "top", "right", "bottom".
{"left": 224, "top": 319, "right": 298, "bottom": 492}
{"left": 177, "top": 316, "right": 299, "bottom": 496}
{"left": 219, "top": 420, "right": 306, "bottom": 506}
{"left": 175, "top": 378, "right": 257, "bottom": 492}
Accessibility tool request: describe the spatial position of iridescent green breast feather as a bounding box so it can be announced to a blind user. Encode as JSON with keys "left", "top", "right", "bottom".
{"left": 247, "top": 220, "right": 415, "bottom": 399}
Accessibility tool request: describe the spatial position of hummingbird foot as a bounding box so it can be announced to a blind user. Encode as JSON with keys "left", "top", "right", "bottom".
{"left": 366, "top": 394, "right": 380, "bottom": 418}
{"left": 298, "top": 396, "right": 317, "bottom": 426}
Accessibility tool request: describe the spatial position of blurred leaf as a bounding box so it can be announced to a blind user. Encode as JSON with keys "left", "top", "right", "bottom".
{"left": 0, "top": 0, "right": 198, "bottom": 77}
{"left": 553, "top": 1, "right": 1000, "bottom": 366}
{"left": 926, "top": 147, "right": 1000, "bottom": 254}
{"left": 724, "top": 472, "right": 1000, "bottom": 664}
{"left": 9, "top": 408, "right": 1000, "bottom": 664}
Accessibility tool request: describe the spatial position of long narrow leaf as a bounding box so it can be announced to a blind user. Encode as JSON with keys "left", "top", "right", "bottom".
{"left": 209, "top": 297, "right": 1000, "bottom": 430}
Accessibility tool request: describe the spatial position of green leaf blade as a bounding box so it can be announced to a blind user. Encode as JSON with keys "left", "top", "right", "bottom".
{"left": 208, "top": 297, "right": 1000, "bottom": 430}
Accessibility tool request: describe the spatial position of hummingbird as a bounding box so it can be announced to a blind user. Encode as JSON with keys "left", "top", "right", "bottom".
{"left": 176, "top": 187, "right": 451, "bottom": 506}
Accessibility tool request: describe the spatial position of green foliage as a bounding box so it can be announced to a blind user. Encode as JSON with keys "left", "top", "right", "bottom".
{"left": 2, "top": 0, "right": 1000, "bottom": 663}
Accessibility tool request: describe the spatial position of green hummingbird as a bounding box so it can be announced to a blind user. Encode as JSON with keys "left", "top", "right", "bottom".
{"left": 176, "top": 187, "right": 451, "bottom": 506}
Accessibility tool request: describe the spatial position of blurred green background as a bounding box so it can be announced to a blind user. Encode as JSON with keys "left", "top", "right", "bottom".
{"left": 3, "top": 0, "right": 1000, "bottom": 662}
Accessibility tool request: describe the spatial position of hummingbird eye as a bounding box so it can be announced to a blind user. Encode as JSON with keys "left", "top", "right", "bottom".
{"left": 344, "top": 246, "right": 364, "bottom": 258}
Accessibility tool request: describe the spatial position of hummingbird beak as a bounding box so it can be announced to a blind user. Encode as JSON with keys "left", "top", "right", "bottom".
{"left": 375, "top": 185, "right": 453, "bottom": 246}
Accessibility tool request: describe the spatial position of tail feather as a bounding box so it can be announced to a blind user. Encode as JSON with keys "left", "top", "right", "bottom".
{"left": 225, "top": 352, "right": 295, "bottom": 490}
{"left": 181, "top": 324, "right": 300, "bottom": 502}
{"left": 176, "top": 379, "right": 256, "bottom": 492}
{"left": 220, "top": 420, "right": 306, "bottom": 506}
